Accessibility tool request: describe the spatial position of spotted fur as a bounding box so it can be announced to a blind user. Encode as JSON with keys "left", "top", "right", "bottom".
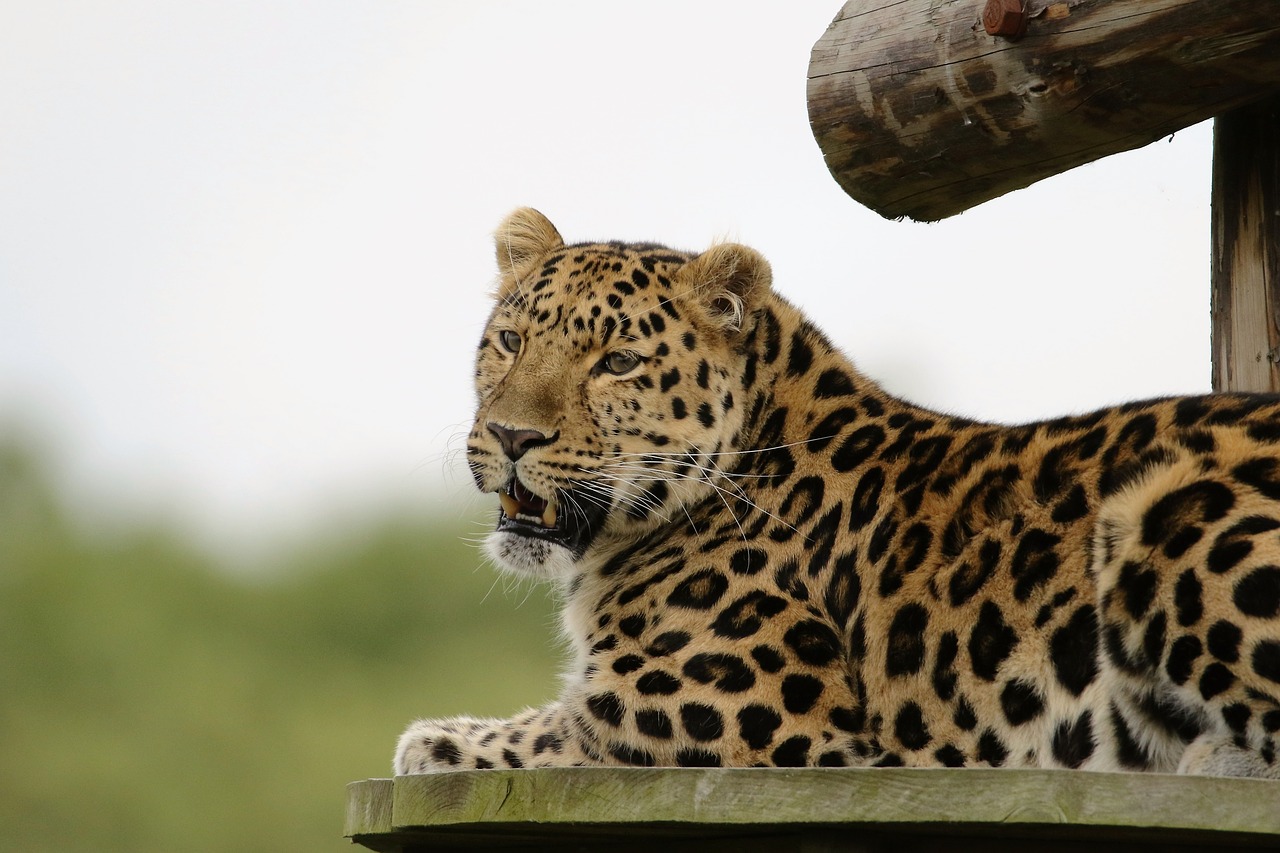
{"left": 395, "top": 209, "right": 1280, "bottom": 777}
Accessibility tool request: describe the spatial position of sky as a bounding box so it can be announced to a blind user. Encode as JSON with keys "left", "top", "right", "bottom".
{"left": 1, "top": 1, "right": 1215, "bottom": 558}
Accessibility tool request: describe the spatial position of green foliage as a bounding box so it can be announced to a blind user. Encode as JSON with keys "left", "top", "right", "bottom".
{"left": 0, "top": 439, "right": 559, "bottom": 852}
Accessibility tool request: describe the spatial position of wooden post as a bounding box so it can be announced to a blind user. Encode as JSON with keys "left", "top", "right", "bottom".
{"left": 808, "top": 0, "right": 1280, "bottom": 221}
{"left": 1211, "top": 95, "right": 1280, "bottom": 393}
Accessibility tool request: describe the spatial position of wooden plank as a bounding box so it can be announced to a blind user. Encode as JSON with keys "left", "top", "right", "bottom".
{"left": 1211, "top": 95, "right": 1280, "bottom": 392}
{"left": 807, "top": 0, "right": 1280, "bottom": 221}
{"left": 345, "top": 768, "right": 1280, "bottom": 851}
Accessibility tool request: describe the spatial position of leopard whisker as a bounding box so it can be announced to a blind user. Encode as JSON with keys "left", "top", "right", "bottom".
{"left": 601, "top": 454, "right": 757, "bottom": 505}
{"left": 594, "top": 456, "right": 799, "bottom": 539}
{"left": 587, "top": 474, "right": 671, "bottom": 514}
{"left": 575, "top": 478, "right": 667, "bottom": 521}
{"left": 587, "top": 473, "right": 678, "bottom": 522}
{"left": 605, "top": 433, "right": 839, "bottom": 461}
{"left": 603, "top": 459, "right": 776, "bottom": 482}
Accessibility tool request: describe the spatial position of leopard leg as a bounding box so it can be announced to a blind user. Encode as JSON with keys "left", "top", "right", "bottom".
{"left": 394, "top": 702, "right": 592, "bottom": 773}
{"left": 1092, "top": 453, "right": 1280, "bottom": 778}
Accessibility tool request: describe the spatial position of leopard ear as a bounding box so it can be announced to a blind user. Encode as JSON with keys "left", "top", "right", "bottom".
{"left": 677, "top": 242, "right": 772, "bottom": 333}
{"left": 494, "top": 207, "right": 564, "bottom": 286}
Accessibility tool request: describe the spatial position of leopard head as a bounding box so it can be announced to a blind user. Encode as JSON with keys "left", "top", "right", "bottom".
{"left": 466, "top": 208, "right": 772, "bottom": 581}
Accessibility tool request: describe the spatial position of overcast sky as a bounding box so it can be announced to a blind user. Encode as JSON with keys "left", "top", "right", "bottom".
{"left": 1, "top": 1, "right": 1214, "bottom": 556}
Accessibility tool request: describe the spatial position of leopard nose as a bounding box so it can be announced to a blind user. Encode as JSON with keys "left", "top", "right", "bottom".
{"left": 486, "top": 422, "right": 556, "bottom": 461}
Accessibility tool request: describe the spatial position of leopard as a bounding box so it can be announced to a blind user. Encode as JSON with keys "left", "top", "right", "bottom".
{"left": 395, "top": 207, "right": 1280, "bottom": 778}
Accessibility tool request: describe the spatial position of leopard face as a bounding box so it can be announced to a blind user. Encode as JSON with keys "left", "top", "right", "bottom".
{"left": 466, "top": 209, "right": 770, "bottom": 581}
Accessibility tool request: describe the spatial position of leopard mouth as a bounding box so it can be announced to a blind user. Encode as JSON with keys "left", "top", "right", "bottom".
{"left": 498, "top": 478, "right": 558, "bottom": 529}
{"left": 494, "top": 477, "right": 606, "bottom": 557}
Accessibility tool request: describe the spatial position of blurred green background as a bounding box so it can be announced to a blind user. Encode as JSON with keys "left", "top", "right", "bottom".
{"left": 0, "top": 434, "right": 560, "bottom": 852}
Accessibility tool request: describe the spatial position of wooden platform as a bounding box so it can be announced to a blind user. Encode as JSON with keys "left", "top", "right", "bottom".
{"left": 346, "top": 768, "right": 1280, "bottom": 852}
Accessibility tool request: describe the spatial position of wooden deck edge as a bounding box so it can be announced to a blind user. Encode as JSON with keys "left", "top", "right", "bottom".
{"left": 345, "top": 778, "right": 393, "bottom": 837}
{"left": 345, "top": 768, "right": 1280, "bottom": 848}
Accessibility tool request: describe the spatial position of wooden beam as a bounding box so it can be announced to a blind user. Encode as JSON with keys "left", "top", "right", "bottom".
{"left": 1211, "top": 95, "right": 1280, "bottom": 393}
{"left": 808, "top": 0, "right": 1280, "bottom": 221}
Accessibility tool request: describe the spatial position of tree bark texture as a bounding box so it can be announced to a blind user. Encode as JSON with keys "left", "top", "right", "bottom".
{"left": 808, "top": 0, "right": 1280, "bottom": 221}
{"left": 1211, "top": 96, "right": 1280, "bottom": 393}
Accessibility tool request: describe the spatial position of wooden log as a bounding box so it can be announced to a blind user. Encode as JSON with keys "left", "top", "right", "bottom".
{"left": 346, "top": 768, "right": 1280, "bottom": 852}
{"left": 1211, "top": 96, "right": 1280, "bottom": 393}
{"left": 808, "top": 0, "right": 1280, "bottom": 221}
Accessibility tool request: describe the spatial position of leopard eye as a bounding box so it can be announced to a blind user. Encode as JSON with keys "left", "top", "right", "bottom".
{"left": 600, "top": 350, "right": 642, "bottom": 376}
{"left": 498, "top": 330, "right": 522, "bottom": 354}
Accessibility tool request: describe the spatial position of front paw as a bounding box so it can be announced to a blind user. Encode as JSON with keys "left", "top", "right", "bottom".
{"left": 1178, "top": 734, "right": 1280, "bottom": 779}
{"left": 394, "top": 718, "right": 482, "bottom": 774}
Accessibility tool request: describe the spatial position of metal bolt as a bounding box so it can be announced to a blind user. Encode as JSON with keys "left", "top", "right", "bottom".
{"left": 983, "top": 0, "right": 1029, "bottom": 39}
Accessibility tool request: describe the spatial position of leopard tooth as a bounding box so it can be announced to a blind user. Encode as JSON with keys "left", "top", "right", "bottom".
{"left": 499, "top": 492, "right": 520, "bottom": 519}
{"left": 541, "top": 500, "right": 557, "bottom": 529}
